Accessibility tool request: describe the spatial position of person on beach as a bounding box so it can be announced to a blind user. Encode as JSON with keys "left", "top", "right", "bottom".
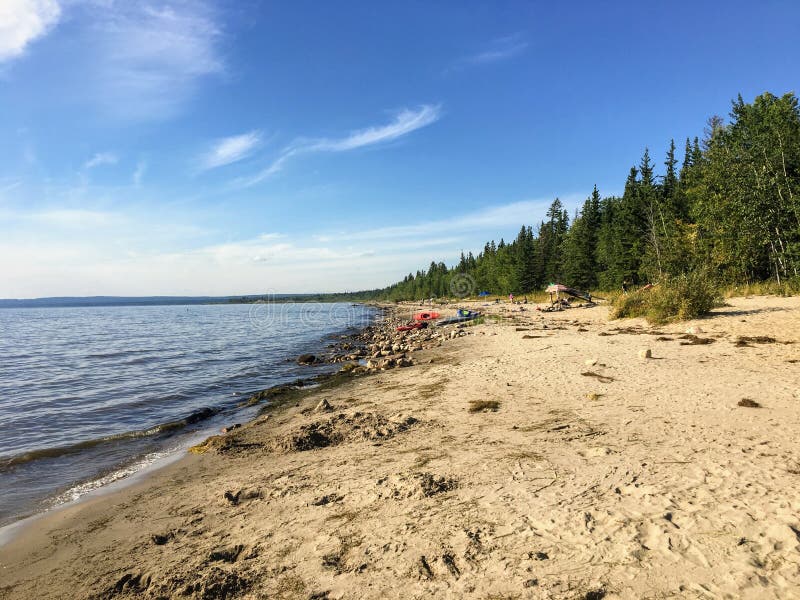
{"left": 509, "top": 293, "right": 514, "bottom": 304}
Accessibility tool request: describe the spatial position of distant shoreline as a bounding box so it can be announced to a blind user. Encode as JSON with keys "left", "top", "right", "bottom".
{"left": 0, "top": 296, "right": 378, "bottom": 309}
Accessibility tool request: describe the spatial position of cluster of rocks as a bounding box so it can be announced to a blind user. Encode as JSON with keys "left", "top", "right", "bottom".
{"left": 295, "top": 308, "right": 474, "bottom": 375}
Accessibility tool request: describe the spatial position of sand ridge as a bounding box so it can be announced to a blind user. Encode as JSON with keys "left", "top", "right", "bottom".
{"left": 1, "top": 296, "right": 799, "bottom": 599}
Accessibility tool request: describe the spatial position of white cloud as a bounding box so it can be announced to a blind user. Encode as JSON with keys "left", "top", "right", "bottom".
{"left": 452, "top": 34, "right": 528, "bottom": 71}
{"left": 84, "top": 152, "right": 118, "bottom": 169}
{"left": 310, "top": 105, "right": 441, "bottom": 152}
{"left": 239, "top": 105, "right": 441, "bottom": 187}
{"left": 89, "top": 2, "right": 223, "bottom": 119}
{"left": 200, "top": 130, "right": 261, "bottom": 170}
{"left": 0, "top": 0, "right": 61, "bottom": 63}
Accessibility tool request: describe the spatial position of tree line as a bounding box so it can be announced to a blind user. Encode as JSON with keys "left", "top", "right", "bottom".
{"left": 364, "top": 91, "right": 800, "bottom": 301}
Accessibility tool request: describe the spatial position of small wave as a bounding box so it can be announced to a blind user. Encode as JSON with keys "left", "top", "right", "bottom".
{"left": 85, "top": 349, "right": 154, "bottom": 359}
{"left": 0, "top": 406, "right": 220, "bottom": 470}
{"left": 48, "top": 448, "right": 175, "bottom": 507}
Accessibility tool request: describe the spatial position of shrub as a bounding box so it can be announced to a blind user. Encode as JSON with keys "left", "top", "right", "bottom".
{"left": 611, "top": 271, "right": 721, "bottom": 324}
{"left": 723, "top": 278, "right": 800, "bottom": 298}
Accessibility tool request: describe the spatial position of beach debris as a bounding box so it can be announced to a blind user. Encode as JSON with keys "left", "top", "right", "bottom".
{"left": 585, "top": 358, "right": 598, "bottom": 366}
{"left": 468, "top": 400, "right": 500, "bottom": 413}
{"left": 224, "top": 488, "right": 262, "bottom": 505}
{"left": 314, "top": 398, "right": 333, "bottom": 413}
{"left": 312, "top": 493, "right": 343, "bottom": 506}
{"left": 529, "top": 550, "right": 549, "bottom": 560}
{"left": 321, "top": 552, "right": 343, "bottom": 571}
{"left": 297, "top": 353, "right": 317, "bottom": 365}
{"left": 678, "top": 334, "right": 715, "bottom": 345}
{"left": 735, "top": 335, "right": 777, "bottom": 347}
{"left": 586, "top": 392, "right": 603, "bottom": 401}
{"left": 441, "top": 552, "right": 461, "bottom": 579}
{"left": 189, "top": 435, "right": 225, "bottom": 454}
{"left": 686, "top": 326, "right": 703, "bottom": 334}
{"left": 581, "top": 371, "right": 615, "bottom": 383}
{"left": 737, "top": 398, "right": 762, "bottom": 408}
{"left": 524, "top": 578, "right": 540, "bottom": 588}
{"left": 638, "top": 348, "right": 652, "bottom": 359}
{"left": 789, "top": 525, "right": 800, "bottom": 543}
{"left": 221, "top": 423, "right": 241, "bottom": 433}
{"left": 417, "top": 556, "right": 434, "bottom": 580}
{"left": 209, "top": 544, "right": 245, "bottom": 563}
{"left": 151, "top": 531, "right": 176, "bottom": 545}
{"left": 417, "top": 472, "right": 457, "bottom": 496}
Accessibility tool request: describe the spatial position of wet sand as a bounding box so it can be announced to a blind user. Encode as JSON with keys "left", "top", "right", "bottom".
{"left": 1, "top": 296, "right": 800, "bottom": 599}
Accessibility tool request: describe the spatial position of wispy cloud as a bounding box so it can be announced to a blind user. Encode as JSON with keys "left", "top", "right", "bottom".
{"left": 84, "top": 152, "right": 118, "bottom": 169}
{"left": 315, "top": 196, "right": 582, "bottom": 242}
{"left": 132, "top": 160, "right": 147, "bottom": 186}
{"left": 239, "top": 104, "right": 441, "bottom": 187}
{"left": 0, "top": 179, "right": 22, "bottom": 195}
{"left": 31, "top": 208, "right": 122, "bottom": 227}
{"left": 308, "top": 105, "right": 441, "bottom": 152}
{"left": 451, "top": 34, "right": 528, "bottom": 71}
{"left": 88, "top": 2, "right": 224, "bottom": 120}
{"left": 200, "top": 130, "right": 262, "bottom": 170}
{"left": 0, "top": 0, "right": 61, "bottom": 63}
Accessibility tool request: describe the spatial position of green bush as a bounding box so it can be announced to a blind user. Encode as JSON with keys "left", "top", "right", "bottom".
{"left": 611, "top": 271, "right": 721, "bottom": 324}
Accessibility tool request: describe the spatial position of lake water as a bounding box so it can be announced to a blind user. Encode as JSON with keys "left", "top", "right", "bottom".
{"left": 0, "top": 302, "right": 376, "bottom": 526}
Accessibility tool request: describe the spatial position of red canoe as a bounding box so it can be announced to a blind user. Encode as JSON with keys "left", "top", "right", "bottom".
{"left": 397, "top": 322, "right": 425, "bottom": 331}
{"left": 413, "top": 311, "right": 440, "bottom": 321}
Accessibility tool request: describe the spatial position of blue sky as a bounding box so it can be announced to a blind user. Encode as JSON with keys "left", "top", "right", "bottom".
{"left": 1, "top": 0, "right": 798, "bottom": 297}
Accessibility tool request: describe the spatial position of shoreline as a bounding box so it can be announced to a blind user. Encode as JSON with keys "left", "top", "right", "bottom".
{"left": 1, "top": 296, "right": 799, "bottom": 598}
{"left": 0, "top": 302, "right": 387, "bottom": 536}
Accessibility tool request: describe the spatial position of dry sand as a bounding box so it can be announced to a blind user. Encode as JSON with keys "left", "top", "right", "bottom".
{"left": 1, "top": 295, "right": 800, "bottom": 599}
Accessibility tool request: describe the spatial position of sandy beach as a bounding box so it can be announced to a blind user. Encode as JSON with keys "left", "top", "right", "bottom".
{"left": 1, "top": 295, "right": 800, "bottom": 599}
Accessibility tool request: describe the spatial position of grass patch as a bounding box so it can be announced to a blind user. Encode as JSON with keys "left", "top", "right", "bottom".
{"left": 464, "top": 316, "right": 485, "bottom": 326}
{"left": 723, "top": 278, "right": 800, "bottom": 298}
{"left": 468, "top": 400, "right": 500, "bottom": 413}
{"left": 416, "top": 378, "right": 449, "bottom": 400}
{"left": 611, "top": 271, "right": 722, "bottom": 324}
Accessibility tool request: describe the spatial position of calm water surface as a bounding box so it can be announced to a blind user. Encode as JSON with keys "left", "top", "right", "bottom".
{"left": 0, "top": 303, "right": 375, "bottom": 526}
